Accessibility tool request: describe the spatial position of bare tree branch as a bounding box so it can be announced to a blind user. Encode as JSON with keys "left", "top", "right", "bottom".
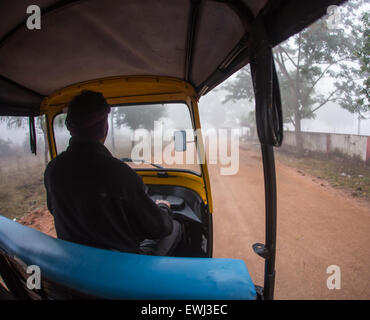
{"left": 302, "top": 56, "right": 351, "bottom": 107}
{"left": 305, "top": 89, "right": 339, "bottom": 117}
{"left": 280, "top": 46, "right": 298, "bottom": 69}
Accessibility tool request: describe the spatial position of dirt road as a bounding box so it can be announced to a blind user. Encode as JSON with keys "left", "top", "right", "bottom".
{"left": 18, "top": 145, "right": 370, "bottom": 299}
{"left": 210, "top": 146, "right": 370, "bottom": 299}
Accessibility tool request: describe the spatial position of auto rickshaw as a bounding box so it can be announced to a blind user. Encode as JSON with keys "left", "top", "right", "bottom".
{"left": 0, "top": 0, "right": 347, "bottom": 300}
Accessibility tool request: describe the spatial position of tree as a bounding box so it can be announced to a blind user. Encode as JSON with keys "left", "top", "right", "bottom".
{"left": 115, "top": 104, "right": 167, "bottom": 131}
{"left": 0, "top": 138, "right": 17, "bottom": 158}
{"left": 110, "top": 108, "right": 116, "bottom": 152}
{"left": 240, "top": 110, "right": 255, "bottom": 127}
{"left": 238, "top": 110, "right": 255, "bottom": 137}
{"left": 222, "top": 2, "right": 369, "bottom": 155}
{"left": 112, "top": 104, "right": 167, "bottom": 151}
{"left": 334, "top": 11, "right": 370, "bottom": 134}
{"left": 1, "top": 115, "right": 61, "bottom": 165}
{"left": 38, "top": 116, "right": 50, "bottom": 164}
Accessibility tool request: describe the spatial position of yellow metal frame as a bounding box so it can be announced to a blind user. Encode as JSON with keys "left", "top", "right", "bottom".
{"left": 41, "top": 76, "right": 213, "bottom": 213}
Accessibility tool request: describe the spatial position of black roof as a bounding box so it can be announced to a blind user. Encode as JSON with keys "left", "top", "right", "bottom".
{"left": 0, "top": 0, "right": 346, "bottom": 116}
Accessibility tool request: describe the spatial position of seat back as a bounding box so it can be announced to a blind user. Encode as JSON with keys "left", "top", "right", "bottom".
{"left": 0, "top": 216, "right": 256, "bottom": 299}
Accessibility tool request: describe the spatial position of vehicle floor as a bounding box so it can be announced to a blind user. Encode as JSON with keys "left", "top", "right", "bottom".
{"left": 17, "top": 144, "right": 370, "bottom": 300}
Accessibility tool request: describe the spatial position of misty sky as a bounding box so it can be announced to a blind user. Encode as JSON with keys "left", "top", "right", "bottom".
{"left": 1, "top": 78, "right": 369, "bottom": 148}
{"left": 198, "top": 85, "right": 370, "bottom": 136}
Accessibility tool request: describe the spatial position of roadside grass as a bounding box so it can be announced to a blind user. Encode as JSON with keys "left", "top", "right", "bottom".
{"left": 0, "top": 156, "right": 46, "bottom": 220}
{"left": 275, "top": 149, "right": 370, "bottom": 202}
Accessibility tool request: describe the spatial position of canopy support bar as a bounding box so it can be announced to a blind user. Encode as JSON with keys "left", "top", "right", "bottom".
{"left": 249, "top": 14, "right": 283, "bottom": 300}
{"left": 261, "top": 144, "right": 277, "bottom": 300}
{"left": 184, "top": 0, "right": 202, "bottom": 82}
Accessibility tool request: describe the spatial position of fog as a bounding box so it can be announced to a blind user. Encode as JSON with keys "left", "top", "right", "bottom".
{"left": 0, "top": 78, "right": 369, "bottom": 151}
{"left": 198, "top": 86, "right": 370, "bottom": 136}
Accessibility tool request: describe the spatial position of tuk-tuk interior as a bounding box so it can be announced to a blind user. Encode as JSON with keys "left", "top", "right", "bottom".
{"left": 0, "top": 0, "right": 347, "bottom": 300}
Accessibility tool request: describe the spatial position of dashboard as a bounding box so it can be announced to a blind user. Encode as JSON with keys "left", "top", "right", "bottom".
{"left": 149, "top": 194, "right": 201, "bottom": 223}
{"left": 146, "top": 185, "right": 204, "bottom": 224}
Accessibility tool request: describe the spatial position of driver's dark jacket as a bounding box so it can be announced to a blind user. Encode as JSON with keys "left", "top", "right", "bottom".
{"left": 44, "top": 137, "right": 173, "bottom": 253}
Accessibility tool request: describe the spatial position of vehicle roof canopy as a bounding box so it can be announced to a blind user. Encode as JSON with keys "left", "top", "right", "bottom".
{"left": 0, "top": 0, "right": 345, "bottom": 116}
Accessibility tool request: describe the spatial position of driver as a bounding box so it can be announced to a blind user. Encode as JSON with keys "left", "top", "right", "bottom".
{"left": 44, "top": 90, "right": 181, "bottom": 256}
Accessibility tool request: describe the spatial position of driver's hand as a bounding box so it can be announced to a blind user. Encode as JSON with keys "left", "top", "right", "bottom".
{"left": 155, "top": 200, "right": 171, "bottom": 208}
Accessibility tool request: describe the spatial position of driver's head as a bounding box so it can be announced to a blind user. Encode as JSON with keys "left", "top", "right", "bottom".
{"left": 66, "top": 90, "right": 110, "bottom": 143}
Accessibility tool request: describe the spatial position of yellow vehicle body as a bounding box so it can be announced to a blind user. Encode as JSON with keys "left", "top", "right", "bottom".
{"left": 40, "top": 75, "right": 213, "bottom": 213}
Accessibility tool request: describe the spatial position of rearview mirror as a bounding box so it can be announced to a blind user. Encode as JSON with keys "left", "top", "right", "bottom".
{"left": 174, "top": 130, "right": 186, "bottom": 152}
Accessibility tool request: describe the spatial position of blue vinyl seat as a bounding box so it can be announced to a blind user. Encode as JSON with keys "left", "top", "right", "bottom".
{"left": 0, "top": 216, "right": 256, "bottom": 299}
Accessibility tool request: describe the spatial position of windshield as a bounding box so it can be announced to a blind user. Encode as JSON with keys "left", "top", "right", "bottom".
{"left": 54, "top": 102, "right": 201, "bottom": 174}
